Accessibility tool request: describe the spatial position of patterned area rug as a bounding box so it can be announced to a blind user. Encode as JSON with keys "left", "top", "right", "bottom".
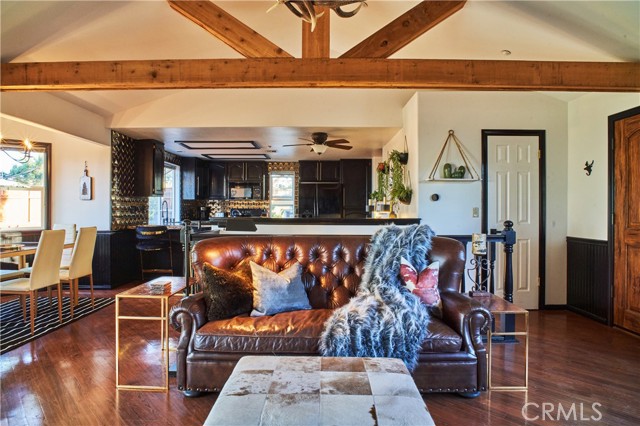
{"left": 0, "top": 296, "right": 114, "bottom": 354}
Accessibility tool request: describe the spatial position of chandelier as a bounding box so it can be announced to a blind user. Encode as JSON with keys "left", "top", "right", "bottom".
{"left": 269, "top": 1, "right": 367, "bottom": 31}
{"left": 0, "top": 136, "right": 33, "bottom": 164}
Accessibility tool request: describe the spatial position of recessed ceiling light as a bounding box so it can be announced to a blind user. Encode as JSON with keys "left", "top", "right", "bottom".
{"left": 501, "top": 49, "right": 512, "bottom": 56}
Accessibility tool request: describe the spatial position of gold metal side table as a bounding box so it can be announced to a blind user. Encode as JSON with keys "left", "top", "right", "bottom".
{"left": 115, "top": 276, "right": 187, "bottom": 392}
{"left": 477, "top": 294, "right": 529, "bottom": 391}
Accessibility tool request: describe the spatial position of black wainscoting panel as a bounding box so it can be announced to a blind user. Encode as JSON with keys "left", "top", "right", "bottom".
{"left": 91, "top": 230, "right": 184, "bottom": 289}
{"left": 566, "top": 237, "right": 610, "bottom": 324}
{"left": 92, "top": 231, "right": 140, "bottom": 289}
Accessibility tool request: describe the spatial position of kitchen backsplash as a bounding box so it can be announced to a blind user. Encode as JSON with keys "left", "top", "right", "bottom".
{"left": 111, "top": 155, "right": 301, "bottom": 223}
{"left": 111, "top": 131, "right": 148, "bottom": 230}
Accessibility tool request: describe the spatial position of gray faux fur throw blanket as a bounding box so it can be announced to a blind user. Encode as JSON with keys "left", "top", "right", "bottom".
{"left": 319, "top": 224, "right": 435, "bottom": 371}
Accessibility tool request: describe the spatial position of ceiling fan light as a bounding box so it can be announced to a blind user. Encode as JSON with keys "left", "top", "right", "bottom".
{"left": 312, "top": 144, "right": 328, "bottom": 155}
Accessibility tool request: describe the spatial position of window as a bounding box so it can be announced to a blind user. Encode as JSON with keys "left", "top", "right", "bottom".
{"left": 149, "top": 163, "right": 181, "bottom": 225}
{"left": 269, "top": 171, "right": 295, "bottom": 218}
{"left": 0, "top": 141, "right": 50, "bottom": 231}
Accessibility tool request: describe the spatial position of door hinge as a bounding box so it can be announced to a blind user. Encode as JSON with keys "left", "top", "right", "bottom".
{"left": 538, "top": 149, "right": 542, "bottom": 160}
{"left": 611, "top": 213, "right": 615, "bottom": 225}
{"left": 537, "top": 277, "right": 541, "bottom": 287}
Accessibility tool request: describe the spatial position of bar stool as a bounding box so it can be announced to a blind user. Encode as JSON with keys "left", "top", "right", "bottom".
{"left": 135, "top": 225, "right": 174, "bottom": 280}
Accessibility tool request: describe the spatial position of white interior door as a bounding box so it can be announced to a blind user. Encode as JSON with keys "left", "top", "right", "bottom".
{"left": 487, "top": 135, "right": 540, "bottom": 309}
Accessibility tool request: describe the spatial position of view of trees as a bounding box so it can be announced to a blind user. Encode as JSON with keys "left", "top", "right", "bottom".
{"left": 0, "top": 155, "right": 44, "bottom": 186}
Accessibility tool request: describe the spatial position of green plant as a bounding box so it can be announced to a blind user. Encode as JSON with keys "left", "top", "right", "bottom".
{"left": 388, "top": 150, "right": 412, "bottom": 205}
{"left": 369, "top": 190, "right": 384, "bottom": 202}
{"left": 373, "top": 161, "right": 389, "bottom": 200}
{"left": 397, "top": 186, "right": 413, "bottom": 205}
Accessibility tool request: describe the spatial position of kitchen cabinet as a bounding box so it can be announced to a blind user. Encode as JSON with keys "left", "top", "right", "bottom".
{"left": 209, "top": 162, "right": 227, "bottom": 199}
{"left": 341, "top": 159, "right": 372, "bottom": 218}
{"left": 134, "top": 139, "right": 164, "bottom": 196}
{"left": 227, "top": 161, "right": 264, "bottom": 181}
{"left": 182, "top": 158, "right": 210, "bottom": 200}
{"left": 299, "top": 161, "right": 340, "bottom": 182}
{"left": 226, "top": 161, "right": 266, "bottom": 200}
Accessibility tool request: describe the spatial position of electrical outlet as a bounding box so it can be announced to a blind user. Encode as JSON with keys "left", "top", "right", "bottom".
{"left": 472, "top": 207, "right": 479, "bottom": 218}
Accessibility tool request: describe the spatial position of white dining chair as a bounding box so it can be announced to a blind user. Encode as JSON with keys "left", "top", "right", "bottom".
{"left": 0, "top": 230, "right": 65, "bottom": 334}
{"left": 59, "top": 226, "right": 97, "bottom": 315}
{"left": 53, "top": 223, "right": 77, "bottom": 268}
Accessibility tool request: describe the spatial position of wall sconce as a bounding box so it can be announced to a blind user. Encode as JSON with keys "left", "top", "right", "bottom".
{"left": 1, "top": 135, "right": 33, "bottom": 164}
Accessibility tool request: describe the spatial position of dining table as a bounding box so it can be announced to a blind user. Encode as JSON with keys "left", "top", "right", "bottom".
{"left": 0, "top": 242, "right": 75, "bottom": 269}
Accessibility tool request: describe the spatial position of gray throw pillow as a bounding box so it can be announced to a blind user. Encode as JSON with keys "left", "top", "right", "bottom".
{"left": 250, "top": 261, "right": 312, "bottom": 316}
{"left": 202, "top": 262, "right": 253, "bottom": 321}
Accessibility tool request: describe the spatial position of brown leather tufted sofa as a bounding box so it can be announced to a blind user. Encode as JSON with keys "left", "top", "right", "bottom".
{"left": 170, "top": 234, "right": 492, "bottom": 397}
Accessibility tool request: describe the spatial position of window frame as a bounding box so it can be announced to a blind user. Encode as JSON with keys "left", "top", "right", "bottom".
{"left": 0, "top": 140, "right": 51, "bottom": 231}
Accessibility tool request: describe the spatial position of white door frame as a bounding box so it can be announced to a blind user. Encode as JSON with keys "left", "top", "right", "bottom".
{"left": 482, "top": 129, "right": 546, "bottom": 309}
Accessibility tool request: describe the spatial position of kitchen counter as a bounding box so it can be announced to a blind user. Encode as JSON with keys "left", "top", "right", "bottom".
{"left": 185, "top": 217, "right": 421, "bottom": 236}
{"left": 190, "top": 217, "right": 420, "bottom": 226}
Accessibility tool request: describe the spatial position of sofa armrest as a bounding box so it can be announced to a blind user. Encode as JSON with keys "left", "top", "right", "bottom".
{"left": 170, "top": 292, "right": 207, "bottom": 346}
{"left": 169, "top": 292, "right": 207, "bottom": 391}
{"left": 440, "top": 291, "right": 492, "bottom": 356}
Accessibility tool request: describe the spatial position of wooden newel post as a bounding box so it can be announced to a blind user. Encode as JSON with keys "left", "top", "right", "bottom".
{"left": 502, "top": 220, "right": 516, "bottom": 303}
{"left": 182, "top": 220, "right": 192, "bottom": 296}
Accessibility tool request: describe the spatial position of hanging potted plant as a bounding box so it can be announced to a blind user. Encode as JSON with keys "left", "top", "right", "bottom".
{"left": 372, "top": 162, "right": 390, "bottom": 212}
{"left": 398, "top": 179, "right": 413, "bottom": 205}
{"left": 388, "top": 151, "right": 412, "bottom": 206}
{"left": 398, "top": 137, "right": 409, "bottom": 165}
{"left": 397, "top": 171, "right": 413, "bottom": 205}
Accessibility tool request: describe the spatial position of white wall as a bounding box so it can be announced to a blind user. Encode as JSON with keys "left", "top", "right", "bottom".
{"left": 567, "top": 93, "right": 640, "bottom": 240}
{"left": 1, "top": 92, "right": 110, "bottom": 145}
{"left": 110, "top": 89, "right": 409, "bottom": 129}
{"left": 1, "top": 114, "right": 111, "bottom": 230}
{"left": 412, "top": 91, "right": 568, "bottom": 305}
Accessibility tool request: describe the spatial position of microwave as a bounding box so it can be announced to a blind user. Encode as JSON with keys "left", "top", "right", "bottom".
{"left": 230, "top": 186, "right": 252, "bottom": 199}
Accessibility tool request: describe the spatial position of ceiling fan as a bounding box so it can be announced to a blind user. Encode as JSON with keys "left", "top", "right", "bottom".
{"left": 283, "top": 132, "right": 352, "bottom": 155}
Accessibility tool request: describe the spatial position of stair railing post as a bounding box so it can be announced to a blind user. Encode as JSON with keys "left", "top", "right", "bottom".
{"left": 182, "top": 220, "right": 192, "bottom": 296}
{"left": 502, "top": 220, "right": 516, "bottom": 303}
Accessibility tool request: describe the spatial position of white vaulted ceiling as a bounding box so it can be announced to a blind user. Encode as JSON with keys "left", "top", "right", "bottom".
{"left": 1, "top": 1, "right": 638, "bottom": 160}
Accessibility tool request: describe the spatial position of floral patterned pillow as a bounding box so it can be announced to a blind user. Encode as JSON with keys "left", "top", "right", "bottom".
{"left": 399, "top": 257, "right": 442, "bottom": 317}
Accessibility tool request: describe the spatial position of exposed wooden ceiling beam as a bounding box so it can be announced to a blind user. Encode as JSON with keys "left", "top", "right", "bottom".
{"left": 302, "top": 8, "right": 330, "bottom": 58}
{"left": 2, "top": 59, "right": 638, "bottom": 92}
{"left": 341, "top": 0, "right": 466, "bottom": 58}
{"left": 167, "top": 0, "right": 292, "bottom": 58}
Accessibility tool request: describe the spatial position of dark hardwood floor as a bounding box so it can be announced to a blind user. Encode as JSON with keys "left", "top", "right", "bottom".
{"left": 1, "top": 284, "right": 639, "bottom": 426}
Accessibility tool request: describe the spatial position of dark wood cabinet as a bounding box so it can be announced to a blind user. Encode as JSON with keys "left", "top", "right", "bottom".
{"left": 209, "top": 162, "right": 227, "bottom": 199}
{"left": 245, "top": 162, "right": 264, "bottom": 181}
{"left": 341, "top": 159, "right": 372, "bottom": 218}
{"left": 228, "top": 161, "right": 264, "bottom": 181}
{"left": 134, "top": 139, "right": 164, "bottom": 196}
{"left": 226, "top": 161, "right": 266, "bottom": 200}
{"left": 182, "top": 157, "right": 210, "bottom": 200}
{"left": 227, "top": 162, "right": 245, "bottom": 181}
{"left": 299, "top": 161, "right": 340, "bottom": 182}
{"left": 298, "top": 184, "right": 316, "bottom": 217}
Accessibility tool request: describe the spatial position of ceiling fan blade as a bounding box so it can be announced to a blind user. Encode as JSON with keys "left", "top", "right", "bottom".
{"left": 283, "top": 143, "right": 313, "bottom": 147}
{"left": 298, "top": 137, "right": 314, "bottom": 143}
{"left": 326, "top": 139, "right": 350, "bottom": 146}
{"left": 330, "top": 144, "right": 353, "bottom": 150}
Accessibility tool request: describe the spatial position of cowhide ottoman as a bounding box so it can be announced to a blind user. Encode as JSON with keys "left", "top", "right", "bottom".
{"left": 203, "top": 355, "right": 436, "bottom": 426}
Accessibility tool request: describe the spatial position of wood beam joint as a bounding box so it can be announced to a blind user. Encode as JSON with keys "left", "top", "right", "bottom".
{"left": 167, "top": 0, "right": 292, "bottom": 58}
{"left": 341, "top": 0, "right": 467, "bottom": 58}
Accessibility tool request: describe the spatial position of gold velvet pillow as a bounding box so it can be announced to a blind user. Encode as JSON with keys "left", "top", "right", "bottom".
{"left": 201, "top": 262, "right": 253, "bottom": 321}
